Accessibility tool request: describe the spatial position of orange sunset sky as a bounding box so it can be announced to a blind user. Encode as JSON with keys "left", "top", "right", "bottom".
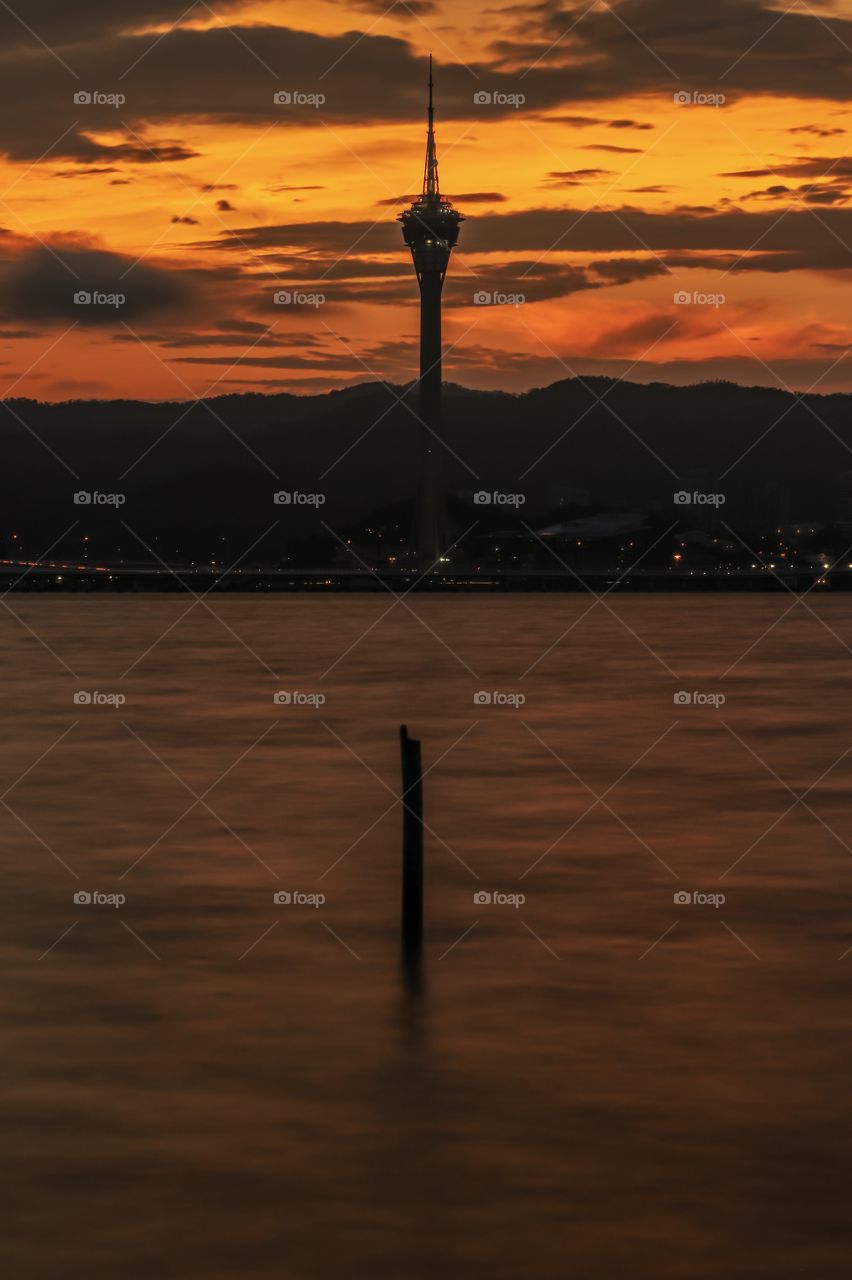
{"left": 1, "top": 0, "right": 852, "bottom": 400}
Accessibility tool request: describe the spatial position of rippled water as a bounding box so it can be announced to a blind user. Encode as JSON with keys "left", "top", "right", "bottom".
{"left": 4, "top": 596, "right": 852, "bottom": 1278}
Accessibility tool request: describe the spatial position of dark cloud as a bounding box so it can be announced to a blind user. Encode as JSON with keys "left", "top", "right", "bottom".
{"left": 112, "top": 327, "right": 323, "bottom": 350}
{"left": 789, "top": 125, "right": 845, "bottom": 138}
{"left": 580, "top": 144, "right": 643, "bottom": 154}
{"left": 740, "top": 184, "right": 793, "bottom": 200}
{"left": 543, "top": 169, "right": 616, "bottom": 186}
{"left": 203, "top": 202, "right": 852, "bottom": 275}
{"left": 453, "top": 256, "right": 671, "bottom": 303}
{"left": 51, "top": 166, "right": 119, "bottom": 178}
{"left": 171, "top": 215, "right": 200, "bottom": 225}
{"left": 328, "top": 0, "right": 437, "bottom": 11}
{"left": 492, "top": 0, "right": 852, "bottom": 101}
{"left": 0, "top": 0, "right": 251, "bottom": 46}
{"left": 1, "top": 245, "right": 189, "bottom": 327}
{"left": 376, "top": 192, "right": 506, "bottom": 205}
{"left": 215, "top": 199, "right": 235, "bottom": 211}
{"left": 582, "top": 310, "right": 709, "bottom": 357}
{"left": 538, "top": 115, "right": 653, "bottom": 130}
{"left": 172, "top": 352, "right": 362, "bottom": 371}
{"left": 592, "top": 258, "right": 671, "bottom": 284}
{"left": 799, "top": 185, "right": 850, "bottom": 206}
{"left": 0, "top": 1, "right": 850, "bottom": 165}
{"left": 722, "top": 157, "right": 852, "bottom": 180}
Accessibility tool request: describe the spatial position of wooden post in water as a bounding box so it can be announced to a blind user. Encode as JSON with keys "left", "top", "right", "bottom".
{"left": 400, "top": 724, "right": 423, "bottom": 958}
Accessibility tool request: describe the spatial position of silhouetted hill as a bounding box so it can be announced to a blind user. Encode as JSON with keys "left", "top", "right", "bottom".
{"left": 2, "top": 377, "right": 849, "bottom": 565}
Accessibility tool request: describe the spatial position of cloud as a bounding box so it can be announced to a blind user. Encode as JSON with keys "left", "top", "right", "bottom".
{"left": 493, "top": 0, "right": 852, "bottom": 102}
{"left": 0, "top": 0, "right": 252, "bottom": 46}
{"left": 789, "top": 125, "right": 845, "bottom": 138}
{"left": 580, "top": 144, "right": 643, "bottom": 154}
{"left": 537, "top": 115, "right": 654, "bottom": 130}
{"left": 172, "top": 352, "right": 362, "bottom": 371}
{"left": 721, "top": 157, "right": 852, "bottom": 180}
{"left": 186, "top": 192, "right": 852, "bottom": 291}
{"left": 592, "top": 258, "right": 671, "bottom": 284}
{"left": 0, "top": 244, "right": 189, "bottom": 326}
{"left": 1, "top": 1, "right": 851, "bottom": 166}
{"left": 376, "top": 192, "right": 507, "bottom": 205}
{"left": 543, "top": 169, "right": 616, "bottom": 186}
{"left": 203, "top": 203, "right": 852, "bottom": 274}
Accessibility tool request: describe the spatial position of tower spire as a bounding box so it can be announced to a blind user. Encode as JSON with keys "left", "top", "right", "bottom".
{"left": 423, "top": 52, "right": 439, "bottom": 198}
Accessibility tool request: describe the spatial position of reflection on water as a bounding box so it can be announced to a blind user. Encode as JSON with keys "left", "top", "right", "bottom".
{"left": 3, "top": 596, "right": 852, "bottom": 1278}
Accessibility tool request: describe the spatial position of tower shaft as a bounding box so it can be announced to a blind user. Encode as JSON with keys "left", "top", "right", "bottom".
{"left": 417, "top": 272, "right": 444, "bottom": 566}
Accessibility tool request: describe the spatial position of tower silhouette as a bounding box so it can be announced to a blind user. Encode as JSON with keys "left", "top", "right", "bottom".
{"left": 399, "top": 56, "right": 464, "bottom": 569}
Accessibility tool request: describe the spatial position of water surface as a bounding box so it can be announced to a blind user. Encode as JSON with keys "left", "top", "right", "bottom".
{"left": 4, "top": 596, "right": 852, "bottom": 1278}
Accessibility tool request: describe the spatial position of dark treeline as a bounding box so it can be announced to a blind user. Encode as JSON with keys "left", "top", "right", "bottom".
{"left": 2, "top": 377, "right": 848, "bottom": 567}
